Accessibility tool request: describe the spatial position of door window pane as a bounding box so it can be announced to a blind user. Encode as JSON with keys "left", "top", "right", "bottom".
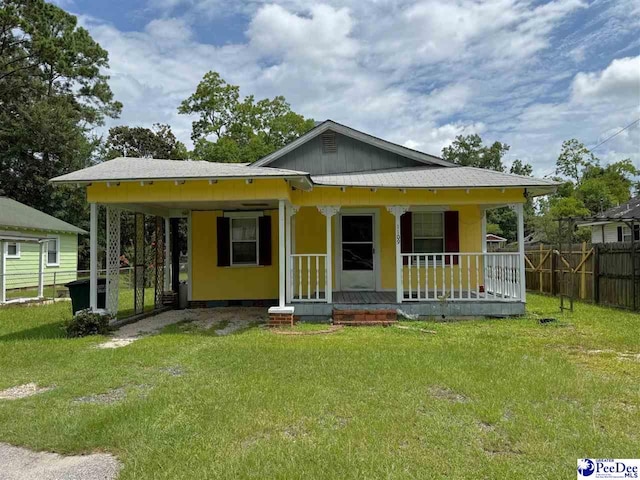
{"left": 342, "top": 216, "right": 373, "bottom": 242}
{"left": 343, "top": 244, "right": 374, "bottom": 271}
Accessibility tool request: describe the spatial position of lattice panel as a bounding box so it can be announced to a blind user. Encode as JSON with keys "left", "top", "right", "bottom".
{"left": 134, "top": 213, "right": 145, "bottom": 315}
{"left": 106, "top": 207, "right": 121, "bottom": 315}
{"left": 154, "top": 217, "right": 165, "bottom": 309}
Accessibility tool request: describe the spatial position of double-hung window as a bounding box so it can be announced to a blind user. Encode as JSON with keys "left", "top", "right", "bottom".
{"left": 230, "top": 217, "right": 259, "bottom": 265}
{"left": 412, "top": 212, "right": 444, "bottom": 253}
{"left": 47, "top": 237, "right": 60, "bottom": 266}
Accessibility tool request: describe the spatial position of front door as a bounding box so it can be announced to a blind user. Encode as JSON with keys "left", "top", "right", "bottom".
{"left": 340, "top": 214, "right": 375, "bottom": 290}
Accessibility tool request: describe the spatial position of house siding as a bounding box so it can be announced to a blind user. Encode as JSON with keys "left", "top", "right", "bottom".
{"left": 266, "top": 130, "right": 424, "bottom": 175}
{"left": 190, "top": 198, "right": 485, "bottom": 301}
{"left": 591, "top": 222, "right": 630, "bottom": 244}
{"left": 4, "top": 231, "right": 79, "bottom": 289}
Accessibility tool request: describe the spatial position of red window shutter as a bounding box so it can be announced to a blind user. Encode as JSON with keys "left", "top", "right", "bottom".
{"left": 444, "top": 211, "right": 460, "bottom": 265}
{"left": 258, "top": 215, "right": 272, "bottom": 266}
{"left": 400, "top": 211, "right": 412, "bottom": 265}
{"left": 217, "top": 216, "right": 230, "bottom": 266}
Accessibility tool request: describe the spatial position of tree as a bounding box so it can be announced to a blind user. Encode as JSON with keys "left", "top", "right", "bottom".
{"left": 441, "top": 134, "right": 509, "bottom": 172}
{"left": 0, "top": 0, "right": 121, "bottom": 265}
{"left": 555, "top": 139, "right": 597, "bottom": 184}
{"left": 510, "top": 159, "right": 533, "bottom": 176}
{"left": 104, "top": 124, "right": 188, "bottom": 160}
{"left": 532, "top": 196, "right": 591, "bottom": 244}
{"left": 178, "top": 71, "right": 315, "bottom": 163}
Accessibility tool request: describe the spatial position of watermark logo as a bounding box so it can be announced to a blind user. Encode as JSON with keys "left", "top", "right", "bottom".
{"left": 578, "top": 459, "right": 639, "bottom": 479}
{"left": 578, "top": 459, "right": 595, "bottom": 477}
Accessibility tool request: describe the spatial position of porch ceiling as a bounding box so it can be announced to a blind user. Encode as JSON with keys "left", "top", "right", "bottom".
{"left": 110, "top": 199, "right": 281, "bottom": 217}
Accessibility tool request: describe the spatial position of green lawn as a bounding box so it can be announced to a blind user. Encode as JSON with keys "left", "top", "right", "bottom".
{"left": 0, "top": 296, "right": 638, "bottom": 479}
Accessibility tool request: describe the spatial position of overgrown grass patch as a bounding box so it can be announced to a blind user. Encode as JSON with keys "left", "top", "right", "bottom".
{"left": 0, "top": 295, "right": 638, "bottom": 478}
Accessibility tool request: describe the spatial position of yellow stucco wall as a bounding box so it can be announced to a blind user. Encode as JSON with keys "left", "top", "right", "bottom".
{"left": 191, "top": 210, "right": 279, "bottom": 301}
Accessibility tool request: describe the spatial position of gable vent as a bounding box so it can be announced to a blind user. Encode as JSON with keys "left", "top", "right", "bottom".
{"left": 321, "top": 132, "right": 337, "bottom": 153}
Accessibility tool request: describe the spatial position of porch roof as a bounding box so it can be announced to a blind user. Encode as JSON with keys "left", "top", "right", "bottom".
{"left": 311, "top": 166, "right": 558, "bottom": 194}
{"left": 50, "top": 157, "right": 311, "bottom": 184}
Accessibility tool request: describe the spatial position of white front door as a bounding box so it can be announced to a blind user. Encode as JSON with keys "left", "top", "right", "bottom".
{"left": 340, "top": 214, "right": 375, "bottom": 290}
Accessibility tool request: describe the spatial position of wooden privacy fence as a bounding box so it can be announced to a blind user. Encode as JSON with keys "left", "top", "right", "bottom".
{"left": 519, "top": 242, "right": 640, "bottom": 311}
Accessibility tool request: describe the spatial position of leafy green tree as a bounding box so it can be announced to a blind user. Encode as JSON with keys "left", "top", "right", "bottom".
{"left": 510, "top": 159, "right": 533, "bottom": 176}
{"left": 555, "top": 139, "right": 597, "bottom": 184}
{"left": 441, "top": 134, "right": 508, "bottom": 172}
{"left": 178, "top": 71, "right": 315, "bottom": 163}
{"left": 104, "top": 124, "right": 188, "bottom": 160}
{"left": 533, "top": 196, "right": 591, "bottom": 244}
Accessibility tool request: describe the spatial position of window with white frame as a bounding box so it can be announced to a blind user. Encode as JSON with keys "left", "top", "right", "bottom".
{"left": 5, "top": 242, "right": 20, "bottom": 258}
{"left": 621, "top": 225, "right": 640, "bottom": 242}
{"left": 413, "top": 212, "right": 444, "bottom": 253}
{"left": 47, "top": 237, "right": 60, "bottom": 266}
{"left": 230, "top": 217, "right": 258, "bottom": 265}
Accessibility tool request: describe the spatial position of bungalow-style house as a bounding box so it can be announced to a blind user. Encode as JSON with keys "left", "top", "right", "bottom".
{"left": 581, "top": 195, "right": 640, "bottom": 244}
{"left": 0, "top": 197, "right": 86, "bottom": 304}
{"left": 51, "top": 120, "right": 556, "bottom": 321}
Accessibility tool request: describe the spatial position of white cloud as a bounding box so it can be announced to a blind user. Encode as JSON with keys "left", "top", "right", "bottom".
{"left": 72, "top": 1, "right": 639, "bottom": 179}
{"left": 571, "top": 56, "right": 640, "bottom": 103}
{"left": 248, "top": 4, "right": 358, "bottom": 64}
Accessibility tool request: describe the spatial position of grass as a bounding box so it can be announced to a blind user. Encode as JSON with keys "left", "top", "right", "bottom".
{"left": 0, "top": 295, "right": 638, "bottom": 479}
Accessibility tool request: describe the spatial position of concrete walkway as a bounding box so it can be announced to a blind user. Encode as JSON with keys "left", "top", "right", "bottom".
{"left": 0, "top": 443, "right": 120, "bottom": 480}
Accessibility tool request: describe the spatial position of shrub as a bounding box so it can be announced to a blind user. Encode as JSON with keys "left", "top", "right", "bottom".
{"left": 65, "top": 309, "right": 112, "bottom": 338}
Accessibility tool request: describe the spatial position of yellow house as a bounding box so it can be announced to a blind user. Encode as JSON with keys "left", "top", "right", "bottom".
{"left": 51, "top": 120, "right": 556, "bottom": 321}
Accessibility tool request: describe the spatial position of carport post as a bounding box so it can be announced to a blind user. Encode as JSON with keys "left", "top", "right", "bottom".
{"left": 278, "top": 199, "right": 285, "bottom": 307}
{"left": 90, "top": 202, "right": 98, "bottom": 311}
{"left": 164, "top": 217, "right": 170, "bottom": 292}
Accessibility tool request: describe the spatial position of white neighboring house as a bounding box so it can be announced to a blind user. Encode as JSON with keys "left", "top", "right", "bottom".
{"left": 486, "top": 233, "right": 507, "bottom": 251}
{"left": 581, "top": 195, "right": 640, "bottom": 244}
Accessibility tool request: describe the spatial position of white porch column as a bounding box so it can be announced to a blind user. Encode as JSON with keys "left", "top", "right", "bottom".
{"left": 278, "top": 200, "right": 286, "bottom": 307}
{"left": 0, "top": 240, "right": 5, "bottom": 304}
{"left": 386, "top": 206, "right": 410, "bottom": 303}
{"left": 164, "top": 217, "right": 171, "bottom": 291}
{"left": 89, "top": 202, "right": 98, "bottom": 311}
{"left": 318, "top": 206, "right": 340, "bottom": 303}
{"left": 285, "top": 204, "right": 299, "bottom": 303}
{"left": 38, "top": 241, "right": 45, "bottom": 298}
{"left": 106, "top": 207, "right": 121, "bottom": 315}
{"left": 481, "top": 207, "right": 487, "bottom": 254}
{"left": 515, "top": 203, "right": 526, "bottom": 301}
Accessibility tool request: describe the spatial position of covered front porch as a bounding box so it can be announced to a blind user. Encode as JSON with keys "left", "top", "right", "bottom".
{"left": 274, "top": 202, "right": 526, "bottom": 319}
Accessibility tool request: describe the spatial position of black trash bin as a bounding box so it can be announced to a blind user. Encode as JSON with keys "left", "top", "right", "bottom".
{"left": 65, "top": 278, "right": 106, "bottom": 314}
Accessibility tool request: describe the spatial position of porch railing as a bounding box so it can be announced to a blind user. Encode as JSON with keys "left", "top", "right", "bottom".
{"left": 401, "top": 252, "right": 522, "bottom": 302}
{"left": 290, "top": 254, "right": 327, "bottom": 302}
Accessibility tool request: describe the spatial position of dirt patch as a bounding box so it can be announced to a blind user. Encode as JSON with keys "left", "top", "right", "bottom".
{"left": 73, "top": 387, "right": 126, "bottom": 405}
{"left": 0, "top": 383, "right": 54, "bottom": 400}
{"left": 0, "top": 442, "right": 120, "bottom": 480}
{"left": 586, "top": 349, "right": 640, "bottom": 361}
{"left": 159, "top": 365, "right": 184, "bottom": 377}
{"left": 270, "top": 325, "right": 344, "bottom": 335}
{"left": 477, "top": 421, "right": 495, "bottom": 432}
{"left": 428, "top": 385, "right": 468, "bottom": 403}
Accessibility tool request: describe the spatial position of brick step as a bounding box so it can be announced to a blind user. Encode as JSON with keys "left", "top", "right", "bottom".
{"left": 332, "top": 309, "right": 397, "bottom": 326}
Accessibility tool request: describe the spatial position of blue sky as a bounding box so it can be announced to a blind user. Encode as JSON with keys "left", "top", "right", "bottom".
{"left": 54, "top": 0, "right": 639, "bottom": 176}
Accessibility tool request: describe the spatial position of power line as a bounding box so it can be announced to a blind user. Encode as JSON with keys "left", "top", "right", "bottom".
{"left": 589, "top": 117, "right": 640, "bottom": 153}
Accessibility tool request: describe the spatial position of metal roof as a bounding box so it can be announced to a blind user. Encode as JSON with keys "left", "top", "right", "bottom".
{"left": 250, "top": 120, "right": 454, "bottom": 168}
{"left": 50, "top": 157, "right": 311, "bottom": 184}
{"left": 311, "top": 166, "right": 558, "bottom": 191}
{"left": 0, "top": 198, "right": 86, "bottom": 234}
